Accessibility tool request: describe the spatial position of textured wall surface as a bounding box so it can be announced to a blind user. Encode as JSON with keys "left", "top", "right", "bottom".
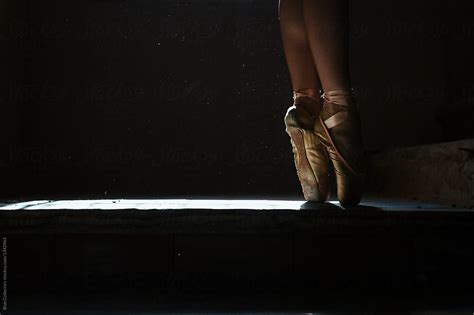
{"left": 367, "top": 139, "right": 474, "bottom": 208}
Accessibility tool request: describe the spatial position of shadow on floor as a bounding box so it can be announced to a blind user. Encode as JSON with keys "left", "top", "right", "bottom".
{"left": 300, "top": 201, "right": 382, "bottom": 213}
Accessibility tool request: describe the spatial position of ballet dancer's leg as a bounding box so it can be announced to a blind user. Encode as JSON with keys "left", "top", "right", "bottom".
{"left": 302, "top": 0, "right": 351, "bottom": 92}
{"left": 280, "top": 0, "right": 330, "bottom": 202}
{"left": 302, "top": 0, "right": 366, "bottom": 205}
{"left": 279, "top": 0, "right": 323, "bottom": 121}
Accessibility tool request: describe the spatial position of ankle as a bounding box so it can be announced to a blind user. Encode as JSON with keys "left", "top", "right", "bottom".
{"left": 293, "top": 88, "right": 323, "bottom": 118}
{"left": 293, "top": 88, "right": 321, "bottom": 103}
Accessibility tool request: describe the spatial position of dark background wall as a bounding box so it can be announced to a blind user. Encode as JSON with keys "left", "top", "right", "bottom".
{"left": 1, "top": 0, "right": 473, "bottom": 198}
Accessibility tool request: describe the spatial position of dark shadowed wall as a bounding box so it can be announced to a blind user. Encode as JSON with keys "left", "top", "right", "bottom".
{"left": 1, "top": 0, "right": 473, "bottom": 198}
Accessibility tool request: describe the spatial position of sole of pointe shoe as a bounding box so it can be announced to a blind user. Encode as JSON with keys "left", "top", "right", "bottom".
{"left": 287, "top": 127, "right": 328, "bottom": 203}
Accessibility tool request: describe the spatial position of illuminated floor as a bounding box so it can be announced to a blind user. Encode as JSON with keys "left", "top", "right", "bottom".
{"left": 0, "top": 197, "right": 467, "bottom": 211}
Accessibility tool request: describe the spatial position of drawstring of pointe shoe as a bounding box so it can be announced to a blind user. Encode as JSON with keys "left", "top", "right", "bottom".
{"left": 321, "top": 89, "right": 356, "bottom": 106}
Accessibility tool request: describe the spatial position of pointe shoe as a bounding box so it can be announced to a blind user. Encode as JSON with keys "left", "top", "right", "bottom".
{"left": 314, "top": 89, "right": 367, "bottom": 206}
{"left": 284, "top": 89, "right": 331, "bottom": 202}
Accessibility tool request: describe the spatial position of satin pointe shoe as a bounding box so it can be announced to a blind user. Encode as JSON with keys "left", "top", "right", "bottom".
{"left": 284, "top": 88, "right": 331, "bottom": 202}
{"left": 314, "top": 89, "right": 367, "bottom": 206}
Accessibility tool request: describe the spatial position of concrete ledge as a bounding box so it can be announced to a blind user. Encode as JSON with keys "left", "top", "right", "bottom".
{"left": 2, "top": 199, "right": 474, "bottom": 312}
{"left": 0, "top": 199, "right": 471, "bottom": 234}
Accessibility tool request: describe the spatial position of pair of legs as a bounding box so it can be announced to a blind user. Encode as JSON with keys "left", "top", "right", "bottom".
{"left": 279, "top": 0, "right": 350, "bottom": 100}
{"left": 281, "top": 0, "right": 365, "bottom": 204}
